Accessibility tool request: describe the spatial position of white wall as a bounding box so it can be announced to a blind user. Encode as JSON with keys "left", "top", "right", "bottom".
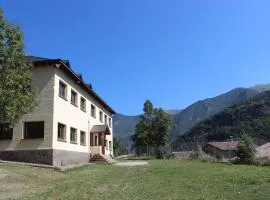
{"left": 0, "top": 66, "right": 55, "bottom": 151}
{"left": 0, "top": 65, "right": 114, "bottom": 157}
{"left": 52, "top": 68, "right": 113, "bottom": 155}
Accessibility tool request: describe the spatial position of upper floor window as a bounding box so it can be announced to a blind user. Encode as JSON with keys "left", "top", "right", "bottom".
{"left": 80, "top": 131, "right": 86, "bottom": 146}
{"left": 71, "top": 90, "right": 78, "bottom": 106}
{"left": 0, "top": 123, "right": 13, "bottom": 140}
{"left": 59, "top": 81, "right": 67, "bottom": 99}
{"left": 109, "top": 118, "right": 112, "bottom": 128}
{"left": 58, "top": 123, "right": 66, "bottom": 142}
{"left": 91, "top": 104, "right": 96, "bottom": 118}
{"left": 99, "top": 111, "right": 103, "bottom": 123}
{"left": 80, "top": 97, "right": 86, "bottom": 111}
{"left": 104, "top": 115, "right": 107, "bottom": 125}
{"left": 24, "top": 121, "right": 44, "bottom": 139}
{"left": 70, "top": 127, "right": 77, "bottom": 144}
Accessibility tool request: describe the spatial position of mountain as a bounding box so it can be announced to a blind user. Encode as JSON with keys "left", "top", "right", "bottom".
{"left": 250, "top": 84, "right": 270, "bottom": 93}
{"left": 166, "top": 109, "right": 183, "bottom": 115}
{"left": 172, "top": 90, "right": 270, "bottom": 151}
{"left": 113, "top": 114, "right": 140, "bottom": 148}
{"left": 169, "top": 87, "right": 260, "bottom": 139}
{"left": 113, "top": 84, "right": 270, "bottom": 147}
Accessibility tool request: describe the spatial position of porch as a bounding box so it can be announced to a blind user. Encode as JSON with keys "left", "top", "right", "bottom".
{"left": 90, "top": 125, "right": 111, "bottom": 155}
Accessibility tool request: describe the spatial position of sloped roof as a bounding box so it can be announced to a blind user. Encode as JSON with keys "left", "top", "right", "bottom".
{"left": 204, "top": 141, "right": 239, "bottom": 151}
{"left": 26, "top": 56, "right": 115, "bottom": 114}
{"left": 91, "top": 125, "right": 111, "bottom": 135}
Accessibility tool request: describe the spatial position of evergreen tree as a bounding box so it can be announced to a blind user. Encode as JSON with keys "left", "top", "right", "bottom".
{"left": 236, "top": 135, "right": 256, "bottom": 164}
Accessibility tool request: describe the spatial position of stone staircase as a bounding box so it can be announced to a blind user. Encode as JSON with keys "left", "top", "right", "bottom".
{"left": 90, "top": 154, "right": 116, "bottom": 164}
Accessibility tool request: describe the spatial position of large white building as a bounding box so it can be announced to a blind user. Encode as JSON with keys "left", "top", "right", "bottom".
{"left": 0, "top": 56, "right": 115, "bottom": 166}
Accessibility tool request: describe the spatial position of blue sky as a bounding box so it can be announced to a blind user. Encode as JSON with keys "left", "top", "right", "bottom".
{"left": 1, "top": 1, "right": 270, "bottom": 115}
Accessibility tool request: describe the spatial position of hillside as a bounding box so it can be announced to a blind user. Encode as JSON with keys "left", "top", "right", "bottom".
{"left": 169, "top": 87, "right": 260, "bottom": 139}
{"left": 172, "top": 91, "right": 270, "bottom": 151}
{"left": 113, "top": 84, "right": 270, "bottom": 148}
{"left": 113, "top": 114, "right": 140, "bottom": 147}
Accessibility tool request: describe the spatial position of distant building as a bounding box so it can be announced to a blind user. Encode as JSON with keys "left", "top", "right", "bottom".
{"left": 0, "top": 56, "right": 116, "bottom": 166}
{"left": 256, "top": 142, "right": 270, "bottom": 159}
{"left": 202, "top": 141, "right": 239, "bottom": 160}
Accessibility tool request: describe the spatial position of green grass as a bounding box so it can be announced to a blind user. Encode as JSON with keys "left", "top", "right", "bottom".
{"left": 1, "top": 160, "right": 270, "bottom": 200}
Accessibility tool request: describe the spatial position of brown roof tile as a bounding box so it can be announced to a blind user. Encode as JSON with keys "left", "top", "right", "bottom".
{"left": 205, "top": 141, "right": 239, "bottom": 151}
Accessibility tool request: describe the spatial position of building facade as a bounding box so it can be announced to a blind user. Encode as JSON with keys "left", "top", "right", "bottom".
{"left": 0, "top": 57, "right": 115, "bottom": 166}
{"left": 202, "top": 141, "right": 239, "bottom": 160}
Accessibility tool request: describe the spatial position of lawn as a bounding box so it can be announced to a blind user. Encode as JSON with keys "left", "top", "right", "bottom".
{"left": 1, "top": 160, "right": 270, "bottom": 200}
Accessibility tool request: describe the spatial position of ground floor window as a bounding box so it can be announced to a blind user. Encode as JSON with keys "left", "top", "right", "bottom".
{"left": 24, "top": 121, "right": 44, "bottom": 139}
{"left": 58, "top": 123, "right": 66, "bottom": 141}
{"left": 70, "top": 127, "right": 77, "bottom": 144}
{"left": 80, "top": 131, "right": 86, "bottom": 145}
{"left": 0, "top": 124, "right": 13, "bottom": 140}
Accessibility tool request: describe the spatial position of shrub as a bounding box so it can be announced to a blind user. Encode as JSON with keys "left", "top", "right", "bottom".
{"left": 236, "top": 135, "right": 256, "bottom": 164}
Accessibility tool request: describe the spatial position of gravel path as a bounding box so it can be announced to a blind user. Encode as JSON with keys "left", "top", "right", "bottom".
{"left": 113, "top": 161, "right": 148, "bottom": 166}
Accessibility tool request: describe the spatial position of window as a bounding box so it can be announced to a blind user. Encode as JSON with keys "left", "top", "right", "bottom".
{"left": 24, "top": 121, "right": 44, "bottom": 139}
{"left": 58, "top": 123, "right": 66, "bottom": 141}
{"left": 80, "top": 97, "right": 86, "bottom": 111}
{"left": 99, "top": 111, "right": 103, "bottom": 123}
{"left": 70, "top": 127, "right": 77, "bottom": 144}
{"left": 105, "top": 140, "right": 108, "bottom": 150}
{"left": 104, "top": 115, "right": 107, "bottom": 125}
{"left": 109, "top": 141, "right": 112, "bottom": 151}
{"left": 0, "top": 124, "right": 13, "bottom": 140}
{"left": 71, "top": 90, "right": 78, "bottom": 106}
{"left": 80, "top": 131, "right": 86, "bottom": 145}
{"left": 59, "top": 81, "right": 67, "bottom": 99}
{"left": 91, "top": 104, "right": 96, "bottom": 118}
{"left": 109, "top": 118, "right": 112, "bottom": 128}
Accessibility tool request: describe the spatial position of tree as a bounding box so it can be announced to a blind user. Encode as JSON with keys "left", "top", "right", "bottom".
{"left": 0, "top": 9, "right": 36, "bottom": 127}
{"left": 236, "top": 135, "right": 256, "bottom": 164}
{"left": 132, "top": 100, "right": 172, "bottom": 158}
{"left": 113, "top": 137, "right": 128, "bottom": 157}
{"left": 152, "top": 108, "right": 172, "bottom": 158}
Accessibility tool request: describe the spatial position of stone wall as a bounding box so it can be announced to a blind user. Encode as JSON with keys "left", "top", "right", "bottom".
{"left": 0, "top": 149, "right": 90, "bottom": 166}
{"left": 0, "top": 149, "right": 53, "bottom": 165}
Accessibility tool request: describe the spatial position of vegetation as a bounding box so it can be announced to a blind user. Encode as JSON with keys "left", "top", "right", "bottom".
{"left": 114, "top": 87, "right": 264, "bottom": 144}
{"left": 132, "top": 100, "right": 172, "bottom": 158}
{"left": 0, "top": 9, "right": 36, "bottom": 126}
{"left": 113, "top": 136, "right": 128, "bottom": 156}
{"left": 236, "top": 135, "right": 256, "bottom": 164}
{"left": 173, "top": 91, "right": 270, "bottom": 151}
{"left": 1, "top": 160, "right": 270, "bottom": 200}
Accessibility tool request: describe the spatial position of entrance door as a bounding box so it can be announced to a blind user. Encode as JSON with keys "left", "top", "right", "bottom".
{"left": 101, "top": 133, "right": 105, "bottom": 155}
{"left": 94, "top": 135, "right": 98, "bottom": 146}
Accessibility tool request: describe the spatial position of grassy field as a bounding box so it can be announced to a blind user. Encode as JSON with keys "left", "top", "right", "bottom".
{"left": 1, "top": 160, "right": 270, "bottom": 200}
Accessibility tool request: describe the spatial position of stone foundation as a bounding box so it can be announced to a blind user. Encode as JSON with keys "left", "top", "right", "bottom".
{"left": 0, "top": 149, "right": 90, "bottom": 166}
{"left": 0, "top": 149, "right": 53, "bottom": 165}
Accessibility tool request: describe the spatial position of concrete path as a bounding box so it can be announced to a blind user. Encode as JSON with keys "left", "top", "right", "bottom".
{"left": 113, "top": 161, "right": 148, "bottom": 166}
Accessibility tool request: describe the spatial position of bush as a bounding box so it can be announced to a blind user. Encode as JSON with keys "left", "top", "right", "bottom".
{"left": 236, "top": 135, "right": 256, "bottom": 164}
{"left": 189, "top": 150, "right": 217, "bottom": 162}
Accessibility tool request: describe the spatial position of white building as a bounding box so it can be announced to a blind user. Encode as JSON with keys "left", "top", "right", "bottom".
{"left": 0, "top": 56, "right": 116, "bottom": 166}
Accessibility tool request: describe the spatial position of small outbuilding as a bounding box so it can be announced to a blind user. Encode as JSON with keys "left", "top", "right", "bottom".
{"left": 202, "top": 141, "right": 239, "bottom": 160}
{"left": 256, "top": 142, "right": 270, "bottom": 159}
